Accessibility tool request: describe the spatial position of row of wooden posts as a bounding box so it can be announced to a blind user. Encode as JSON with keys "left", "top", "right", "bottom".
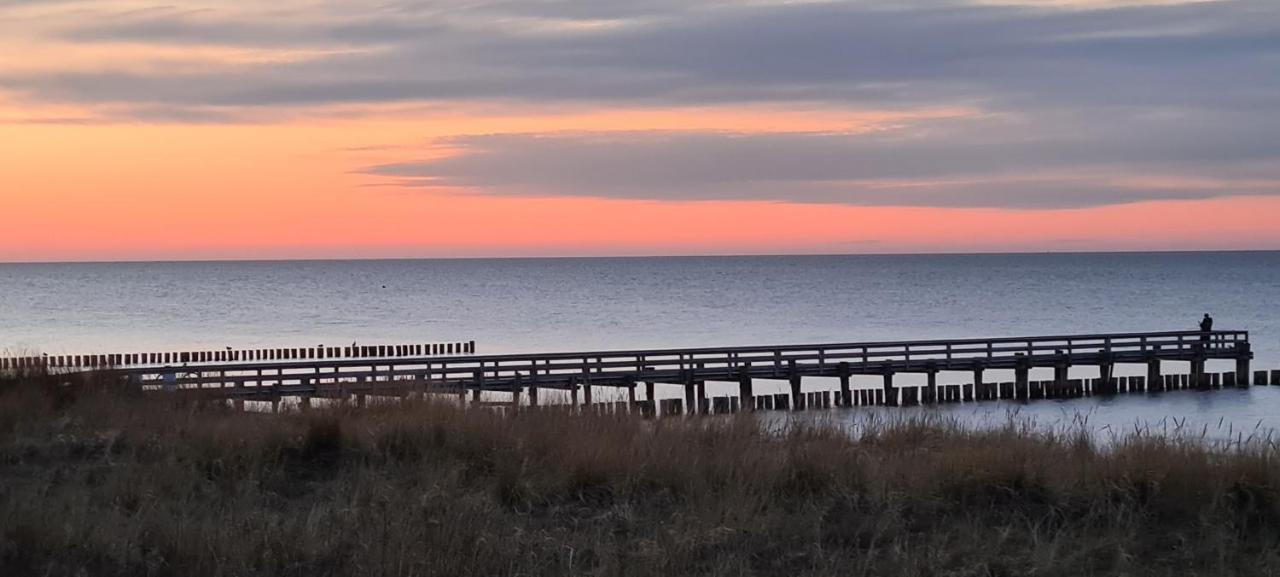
{"left": 0, "top": 341, "right": 477, "bottom": 371}
{"left": 270, "top": 368, "right": 1280, "bottom": 417}
{"left": 646, "top": 370, "right": 1280, "bottom": 417}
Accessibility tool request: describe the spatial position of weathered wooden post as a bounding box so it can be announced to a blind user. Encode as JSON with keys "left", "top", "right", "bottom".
{"left": 923, "top": 362, "right": 937, "bottom": 404}
{"left": 882, "top": 368, "right": 897, "bottom": 407}
{"left": 233, "top": 370, "right": 245, "bottom": 411}
{"left": 696, "top": 362, "right": 708, "bottom": 414}
{"left": 1255, "top": 370, "right": 1268, "bottom": 386}
{"left": 788, "top": 360, "right": 803, "bottom": 410}
{"left": 1097, "top": 350, "right": 1115, "bottom": 395}
{"left": 1235, "top": 342, "right": 1252, "bottom": 387}
{"left": 645, "top": 381, "right": 655, "bottom": 405}
{"left": 1191, "top": 344, "right": 1208, "bottom": 389}
{"left": 1014, "top": 355, "right": 1030, "bottom": 401}
{"left": 1053, "top": 351, "right": 1068, "bottom": 398}
{"left": 972, "top": 364, "right": 985, "bottom": 402}
{"left": 511, "top": 373, "right": 522, "bottom": 408}
{"left": 683, "top": 371, "right": 696, "bottom": 415}
{"left": 839, "top": 361, "right": 853, "bottom": 407}
{"left": 1147, "top": 355, "right": 1163, "bottom": 392}
{"left": 738, "top": 365, "right": 754, "bottom": 411}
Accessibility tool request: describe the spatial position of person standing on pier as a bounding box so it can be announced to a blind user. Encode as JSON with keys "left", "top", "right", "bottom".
{"left": 1199, "top": 313, "right": 1213, "bottom": 343}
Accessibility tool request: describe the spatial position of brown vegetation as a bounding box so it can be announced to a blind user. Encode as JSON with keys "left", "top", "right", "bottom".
{"left": 3, "top": 371, "right": 1280, "bottom": 576}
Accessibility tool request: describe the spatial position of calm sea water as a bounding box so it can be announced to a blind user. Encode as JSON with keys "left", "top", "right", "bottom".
{"left": 2, "top": 252, "right": 1278, "bottom": 435}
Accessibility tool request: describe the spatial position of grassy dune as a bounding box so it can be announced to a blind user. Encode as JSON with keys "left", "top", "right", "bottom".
{"left": 3, "top": 371, "right": 1280, "bottom": 576}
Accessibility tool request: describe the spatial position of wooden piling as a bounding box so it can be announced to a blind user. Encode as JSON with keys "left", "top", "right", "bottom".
{"left": 1015, "top": 356, "right": 1030, "bottom": 401}
{"left": 789, "top": 360, "right": 803, "bottom": 410}
{"left": 882, "top": 370, "right": 897, "bottom": 407}
{"left": 925, "top": 364, "right": 938, "bottom": 404}
{"left": 684, "top": 375, "right": 696, "bottom": 415}
{"left": 838, "top": 362, "right": 853, "bottom": 407}
{"left": 1235, "top": 342, "right": 1252, "bottom": 385}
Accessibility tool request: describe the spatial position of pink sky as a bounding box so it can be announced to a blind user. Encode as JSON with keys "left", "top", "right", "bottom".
{"left": 1, "top": 0, "right": 1277, "bottom": 262}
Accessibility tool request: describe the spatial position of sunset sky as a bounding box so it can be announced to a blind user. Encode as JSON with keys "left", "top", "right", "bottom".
{"left": 2, "top": 0, "right": 1278, "bottom": 261}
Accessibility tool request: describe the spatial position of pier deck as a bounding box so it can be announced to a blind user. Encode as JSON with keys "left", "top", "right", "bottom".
{"left": 35, "top": 329, "right": 1264, "bottom": 411}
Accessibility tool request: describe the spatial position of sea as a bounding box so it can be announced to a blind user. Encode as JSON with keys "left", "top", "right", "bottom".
{"left": 2, "top": 251, "right": 1278, "bottom": 440}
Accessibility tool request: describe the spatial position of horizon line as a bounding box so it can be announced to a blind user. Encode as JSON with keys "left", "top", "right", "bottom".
{"left": 3, "top": 247, "right": 1279, "bottom": 266}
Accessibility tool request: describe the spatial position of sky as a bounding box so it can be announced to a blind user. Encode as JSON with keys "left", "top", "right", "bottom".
{"left": 1, "top": 0, "right": 1278, "bottom": 261}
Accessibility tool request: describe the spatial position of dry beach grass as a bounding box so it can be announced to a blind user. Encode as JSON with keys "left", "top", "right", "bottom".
{"left": 3, "top": 370, "right": 1280, "bottom": 576}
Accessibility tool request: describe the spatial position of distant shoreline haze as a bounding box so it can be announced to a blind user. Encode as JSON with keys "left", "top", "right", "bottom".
{"left": 3, "top": 248, "right": 1279, "bottom": 267}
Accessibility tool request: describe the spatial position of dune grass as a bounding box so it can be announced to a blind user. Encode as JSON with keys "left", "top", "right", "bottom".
{"left": 2, "top": 370, "right": 1280, "bottom": 576}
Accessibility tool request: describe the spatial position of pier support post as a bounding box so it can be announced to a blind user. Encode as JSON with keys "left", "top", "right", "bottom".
{"left": 684, "top": 373, "right": 696, "bottom": 416}
{"left": 789, "top": 360, "right": 803, "bottom": 410}
{"left": 738, "top": 366, "right": 754, "bottom": 411}
{"left": 628, "top": 380, "right": 637, "bottom": 408}
{"left": 1098, "top": 351, "right": 1115, "bottom": 395}
{"left": 511, "top": 374, "right": 522, "bottom": 408}
{"left": 696, "top": 380, "right": 708, "bottom": 415}
{"left": 583, "top": 381, "right": 593, "bottom": 406}
{"left": 882, "top": 369, "right": 897, "bottom": 407}
{"left": 645, "top": 381, "right": 655, "bottom": 404}
{"left": 971, "top": 365, "right": 984, "bottom": 402}
{"left": 1014, "top": 355, "right": 1030, "bottom": 401}
{"left": 924, "top": 362, "right": 938, "bottom": 404}
{"left": 1191, "top": 354, "right": 1208, "bottom": 390}
{"left": 1236, "top": 342, "right": 1252, "bottom": 388}
{"left": 571, "top": 378, "right": 580, "bottom": 410}
{"left": 838, "top": 362, "right": 852, "bottom": 408}
{"left": 1053, "top": 352, "right": 1068, "bottom": 398}
{"left": 1147, "top": 356, "right": 1163, "bottom": 392}
{"left": 529, "top": 384, "right": 539, "bottom": 407}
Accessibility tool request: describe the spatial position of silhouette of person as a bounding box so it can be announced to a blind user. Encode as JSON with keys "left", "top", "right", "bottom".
{"left": 1199, "top": 313, "right": 1213, "bottom": 343}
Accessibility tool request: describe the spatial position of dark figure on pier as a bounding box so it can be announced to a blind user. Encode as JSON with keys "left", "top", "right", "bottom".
{"left": 1199, "top": 313, "right": 1213, "bottom": 343}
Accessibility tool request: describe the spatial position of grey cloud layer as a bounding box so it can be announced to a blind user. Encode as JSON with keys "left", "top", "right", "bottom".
{"left": 12, "top": 0, "right": 1279, "bottom": 110}
{"left": 4, "top": 0, "right": 1279, "bottom": 208}
{"left": 367, "top": 118, "right": 1280, "bottom": 209}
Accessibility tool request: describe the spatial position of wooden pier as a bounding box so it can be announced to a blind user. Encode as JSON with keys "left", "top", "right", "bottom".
{"left": 35, "top": 329, "right": 1269, "bottom": 414}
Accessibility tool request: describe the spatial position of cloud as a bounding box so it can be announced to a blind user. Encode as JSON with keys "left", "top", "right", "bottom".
{"left": 366, "top": 118, "right": 1280, "bottom": 208}
{"left": 3, "top": 0, "right": 1275, "bottom": 112}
